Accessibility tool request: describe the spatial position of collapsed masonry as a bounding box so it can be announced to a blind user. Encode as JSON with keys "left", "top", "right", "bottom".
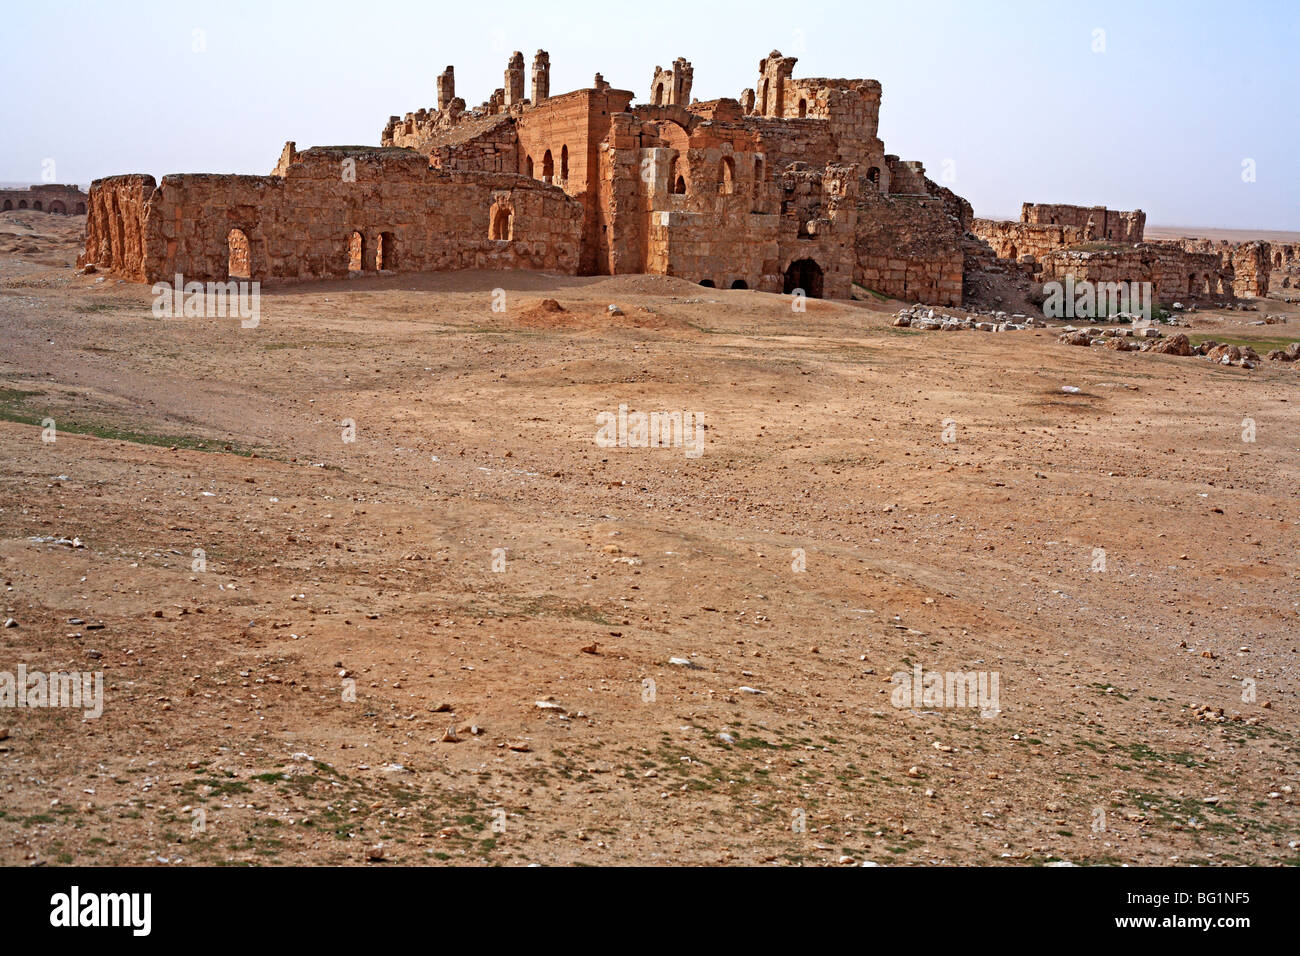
{"left": 971, "top": 202, "right": 1273, "bottom": 304}
{"left": 82, "top": 50, "right": 969, "bottom": 303}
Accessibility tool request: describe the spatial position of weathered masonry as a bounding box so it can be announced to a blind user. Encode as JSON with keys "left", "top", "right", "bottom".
{"left": 1, "top": 183, "right": 87, "bottom": 214}
{"left": 85, "top": 49, "right": 971, "bottom": 303}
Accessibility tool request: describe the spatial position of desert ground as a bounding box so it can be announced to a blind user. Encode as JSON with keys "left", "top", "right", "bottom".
{"left": 0, "top": 209, "right": 1297, "bottom": 866}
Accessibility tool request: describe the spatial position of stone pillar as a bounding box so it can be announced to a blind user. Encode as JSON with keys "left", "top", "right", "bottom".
{"left": 756, "top": 50, "right": 798, "bottom": 118}
{"left": 437, "top": 66, "right": 455, "bottom": 112}
{"left": 531, "top": 50, "right": 550, "bottom": 103}
{"left": 672, "top": 57, "right": 693, "bottom": 105}
{"left": 504, "top": 52, "right": 525, "bottom": 107}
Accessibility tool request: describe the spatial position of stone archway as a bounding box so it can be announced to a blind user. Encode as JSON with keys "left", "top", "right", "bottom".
{"left": 489, "top": 201, "right": 513, "bottom": 240}
{"left": 784, "top": 258, "right": 824, "bottom": 298}
{"left": 348, "top": 231, "right": 365, "bottom": 272}
{"left": 228, "top": 228, "right": 251, "bottom": 279}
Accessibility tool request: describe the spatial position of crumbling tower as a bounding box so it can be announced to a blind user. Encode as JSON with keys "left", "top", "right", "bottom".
{"left": 756, "top": 50, "right": 798, "bottom": 117}
{"left": 649, "top": 57, "right": 694, "bottom": 106}
{"left": 531, "top": 50, "right": 550, "bottom": 103}
{"left": 504, "top": 51, "right": 525, "bottom": 107}
{"left": 436, "top": 66, "right": 455, "bottom": 112}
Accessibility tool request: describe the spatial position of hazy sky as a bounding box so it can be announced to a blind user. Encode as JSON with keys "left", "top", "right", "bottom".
{"left": 3, "top": 0, "right": 1296, "bottom": 228}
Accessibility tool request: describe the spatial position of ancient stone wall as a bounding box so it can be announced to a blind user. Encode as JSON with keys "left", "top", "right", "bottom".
{"left": 970, "top": 218, "right": 1088, "bottom": 261}
{"left": 0, "top": 183, "right": 88, "bottom": 214}
{"left": 1037, "top": 244, "right": 1232, "bottom": 304}
{"left": 81, "top": 148, "right": 582, "bottom": 283}
{"left": 1020, "top": 202, "right": 1145, "bottom": 243}
{"left": 854, "top": 192, "right": 964, "bottom": 306}
{"left": 81, "top": 176, "right": 155, "bottom": 280}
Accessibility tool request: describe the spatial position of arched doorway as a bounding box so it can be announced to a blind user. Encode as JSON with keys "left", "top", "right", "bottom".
{"left": 227, "top": 228, "right": 251, "bottom": 280}
{"left": 654, "top": 82, "right": 665, "bottom": 106}
{"left": 18, "top": 200, "right": 27, "bottom": 209}
{"left": 719, "top": 156, "right": 735, "bottom": 195}
{"left": 32, "top": 201, "right": 42, "bottom": 211}
{"left": 490, "top": 202, "right": 513, "bottom": 240}
{"left": 50, "top": 200, "right": 66, "bottom": 214}
{"left": 730, "top": 279, "right": 748, "bottom": 289}
{"left": 797, "top": 98, "right": 807, "bottom": 118}
{"left": 560, "top": 145, "right": 568, "bottom": 181}
{"left": 784, "top": 258, "right": 824, "bottom": 298}
{"left": 542, "top": 150, "right": 554, "bottom": 183}
{"left": 377, "top": 232, "right": 397, "bottom": 271}
{"left": 2, "top": 200, "right": 10, "bottom": 210}
{"left": 348, "top": 231, "right": 365, "bottom": 272}
{"left": 699, "top": 279, "right": 715, "bottom": 288}
{"left": 524, "top": 155, "right": 534, "bottom": 178}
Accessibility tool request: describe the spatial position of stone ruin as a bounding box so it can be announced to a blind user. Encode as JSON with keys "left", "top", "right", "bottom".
{"left": 971, "top": 202, "right": 1273, "bottom": 304}
{"left": 81, "top": 49, "right": 969, "bottom": 302}
{"left": 77, "top": 48, "right": 1282, "bottom": 310}
{"left": 1, "top": 183, "right": 88, "bottom": 215}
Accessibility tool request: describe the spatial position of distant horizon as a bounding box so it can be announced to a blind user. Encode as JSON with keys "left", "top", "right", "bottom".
{"left": 2, "top": 0, "right": 1296, "bottom": 231}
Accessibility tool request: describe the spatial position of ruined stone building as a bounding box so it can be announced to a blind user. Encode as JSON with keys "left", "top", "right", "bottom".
{"left": 78, "top": 48, "right": 1281, "bottom": 308}
{"left": 972, "top": 202, "right": 1272, "bottom": 303}
{"left": 81, "top": 50, "right": 969, "bottom": 304}
{"left": 1, "top": 183, "right": 87, "bottom": 214}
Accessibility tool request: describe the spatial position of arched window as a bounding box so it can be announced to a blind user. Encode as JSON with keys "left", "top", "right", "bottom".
{"left": 866, "top": 166, "right": 880, "bottom": 187}
{"left": 798, "top": 98, "right": 807, "bottom": 118}
{"left": 525, "top": 155, "right": 534, "bottom": 178}
{"left": 348, "top": 231, "right": 365, "bottom": 272}
{"left": 542, "top": 150, "right": 554, "bottom": 183}
{"left": 654, "top": 82, "right": 665, "bottom": 106}
{"left": 560, "top": 145, "right": 568, "bottom": 181}
{"left": 228, "top": 228, "right": 251, "bottom": 280}
{"left": 719, "top": 156, "right": 735, "bottom": 195}
{"left": 671, "top": 157, "right": 686, "bottom": 195}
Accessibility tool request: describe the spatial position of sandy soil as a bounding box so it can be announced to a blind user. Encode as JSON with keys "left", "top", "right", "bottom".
{"left": 0, "top": 210, "right": 1297, "bottom": 866}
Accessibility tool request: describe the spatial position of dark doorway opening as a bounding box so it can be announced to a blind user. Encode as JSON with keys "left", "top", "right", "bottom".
{"left": 784, "top": 258, "right": 824, "bottom": 298}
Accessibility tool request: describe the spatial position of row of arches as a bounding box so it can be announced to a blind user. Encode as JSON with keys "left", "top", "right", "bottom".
{"left": 1186, "top": 272, "right": 1228, "bottom": 297}
{"left": 697, "top": 260, "right": 825, "bottom": 298}
{"left": 222, "top": 228, "right": 398, "bottom": 280}
{"left": 347, "top": 230, "right": 397, "bottom": 273}
{"left": 669, "top": 154, "right": 760, "bottom": 200}
{"left": 1, "top": 198, "right": 84, "bottom": 213}
{"left": 524, "top": 145, "right": 568, "bottom": 184}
